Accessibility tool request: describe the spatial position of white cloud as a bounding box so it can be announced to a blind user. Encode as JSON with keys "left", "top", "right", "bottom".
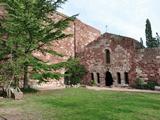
{"left": 59, "top": 0, "right": 160, "bottom": 42}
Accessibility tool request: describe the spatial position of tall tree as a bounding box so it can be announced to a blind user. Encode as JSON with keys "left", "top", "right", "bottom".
{"left": 140, "top": 37, "right": 144, "bottom": 48}
{"left": 145, "top": 19, "right": 157, "bottom": 48}
{"left": 156, "top": 32, "right": 160, "bottom": 47}
{"left": 0, "top": 0, "right": 76, "bottom": 89}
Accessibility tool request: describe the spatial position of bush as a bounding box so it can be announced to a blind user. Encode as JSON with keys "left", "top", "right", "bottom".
{"left": 64, "top": 58, "right": 87, "bottom": 86}
{"left": 91, "top": 80, "right": 96, "bottom": 86}
{"left": 146, "top": 80, "right": 158, "bottom": 90}
{"left": 134, "top": 78, "right": 158, "bottom": 90}
{"left": 134, "top": 78, "right": 145, "bottom": 89}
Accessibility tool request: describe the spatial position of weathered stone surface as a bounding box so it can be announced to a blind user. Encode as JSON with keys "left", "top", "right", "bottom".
{"left": 1, "top": 8, "right": 160, "bottom": 88}
{"left": 135, "top": 48, "right": 160, "bottom": 84}
{"left": 155, "top": 86, "right": 160, "bottom": 91}
{"left": 79, "top": 33, "right": 160, "bottom": 86}
{"left": 31, "top": 12, "right": 101, "bottom": 88}
{"left": 13, "top": 92, "right": 23, "bottom": 100}
{"left": 79, "top": 33, "right": 137, "bottom": 86}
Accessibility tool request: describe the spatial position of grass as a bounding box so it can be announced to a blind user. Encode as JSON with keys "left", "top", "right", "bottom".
{"left": 0, "top": 88, "right": 160, "bottom": 120}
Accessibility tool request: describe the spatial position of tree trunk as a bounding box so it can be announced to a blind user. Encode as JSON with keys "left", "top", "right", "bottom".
{"left": 23, "top": 65, "right": 29, "bottom": 89}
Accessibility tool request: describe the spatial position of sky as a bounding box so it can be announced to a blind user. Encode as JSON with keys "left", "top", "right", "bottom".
{"left": 58, "top": 0, "right": 160, "bottom": 42}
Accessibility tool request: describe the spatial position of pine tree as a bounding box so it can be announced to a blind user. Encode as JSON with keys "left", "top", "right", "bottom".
{"left": 0, "top": 0, "right": 76, "bottom": 89}
{"left": 145, "top": 19, "right": 157, "bottom": 48}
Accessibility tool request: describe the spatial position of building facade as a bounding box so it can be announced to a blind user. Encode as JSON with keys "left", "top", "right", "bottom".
{"left": 79, "top": 33, "right": 160, "bottom": 87}
{"left": 1, "top": 7, "right": 160, "bottom": 88}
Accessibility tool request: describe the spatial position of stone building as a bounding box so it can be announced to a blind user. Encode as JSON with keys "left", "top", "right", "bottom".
{"left": 1, "top": 7, "right": 160, "bottom": 88}
{"left": 31, "top": 12, "right": 101, "bottom": 88}
{"left": 79, "top": 33, "right": 160, "bottom": 87}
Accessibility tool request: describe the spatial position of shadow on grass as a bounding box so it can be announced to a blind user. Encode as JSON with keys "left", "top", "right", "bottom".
{"left": 21, "top": 88, "right": 39, "bottom": 94}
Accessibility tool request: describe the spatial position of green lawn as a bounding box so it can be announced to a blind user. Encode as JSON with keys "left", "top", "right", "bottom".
{"left": 0, "top": 88, "right": 160, "bottom": 120}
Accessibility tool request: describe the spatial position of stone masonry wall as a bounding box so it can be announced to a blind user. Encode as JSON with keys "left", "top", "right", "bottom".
{"left": 32, "top": 12, "right": 101, "bottom": 88}
{"left": 79, "top": 33, "right": 140, "bottom": 86}
{"left": 0, "top": 7, "right": 101, "bottom": 88}
{"left": 135, "top": 48, "right": 160, "bottom": 84}
{"left": 75, "top": 20, "right": 101, "bottom": 54}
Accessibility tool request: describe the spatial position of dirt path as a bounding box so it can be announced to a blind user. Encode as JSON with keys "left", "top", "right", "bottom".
{"left": 0, "top": 107, "right": 40, "bottom": 120}
{"left": 86, "top": 86, "right": 160, "bottom": 94}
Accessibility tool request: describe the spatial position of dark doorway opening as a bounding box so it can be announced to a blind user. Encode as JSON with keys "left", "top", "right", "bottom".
{"left": 124, "top": 72, "right": 129, "bottom": 84}
{"left": 97, "top": 73, "right": 100, "bottom": 84}
{"left": 91, "top": 73, "right": 94, "bottom": 81}
{"left": 105, "top": 71, "right": 113, "bottom": 86}
{"left": 117, "top": 72, "right": 121, "bottom": 84}
{"left": 64, "top": 71, "right": 70, "bottom": 85}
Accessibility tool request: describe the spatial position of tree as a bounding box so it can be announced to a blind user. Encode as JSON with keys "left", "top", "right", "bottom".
{"left": 0, "top": 0, "right": 76, "bottom": 89}
{"left": 145, "top": 19, "right": 157, "bottom": 48}
{"left": 140, "top": 37, "right": 144, "bottom": 48}
{"left": 64, "top": 58, "right": 87, "bottom": 86}
{"left": 156, "top": 32, "right": 160, "bottom": 47}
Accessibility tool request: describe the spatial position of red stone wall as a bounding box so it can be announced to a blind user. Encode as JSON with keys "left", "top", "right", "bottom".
{"left": 79, "top": 33, "right": 140, "bottom": 86}
{"left": 35, "top": 12, "right": 100, "bottom": 64}
{"left": 74, "top": 20, "right": 101, "bottom": 54}
{"left": 135, "top": 48, "right": 160, "bottom": 84}
{"left": 32, "top": 12, "right": 101, "bottom": 88}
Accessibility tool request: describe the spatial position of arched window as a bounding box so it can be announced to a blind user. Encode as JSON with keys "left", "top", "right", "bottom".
{"left": 105, "top": 49, "right": 110, "bottom": 64}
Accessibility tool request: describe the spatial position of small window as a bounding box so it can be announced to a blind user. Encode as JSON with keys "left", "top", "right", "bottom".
{"left": 105, "top": 49, "right": 110, "bottom": 64}
{"left": 124, "top": 72, "right": 129, "bottom": 84}
{"left": 117, "top": 72, "right": 121, "bottom": 84}
{"left": 97, "top": 73, "right": 100, "bottom": 84}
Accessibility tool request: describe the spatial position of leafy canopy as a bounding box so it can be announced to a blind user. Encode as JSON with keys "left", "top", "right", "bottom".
{"left": 0, "top": 0, "right": 76, "bottom": 86}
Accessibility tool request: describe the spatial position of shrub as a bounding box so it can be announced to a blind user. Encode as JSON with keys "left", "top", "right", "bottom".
{"left": 134, "top": 78, "right": 145, "bottom": 89}
{"left": 134, "top": 78, "right": 158, "bottom": 90}
{"left": 91, "top": 80, "right": 96, "bottom": 86}
{"left": 64, "top": 58, "right": 87, "bottom": 86}
{"left": 146, "top": 80, "right": 158, "bottom": 90}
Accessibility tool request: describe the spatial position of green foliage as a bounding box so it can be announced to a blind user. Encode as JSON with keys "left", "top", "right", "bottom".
{"left": 0, "top": 0, "right": 76, "bottom": 88}
{"left": 156, "top": 32, "right": 160, "bottom": 48}
{"left": 134, "top": 78, "right": 158, "bottom": 90}
{"left": 64, "top": 58, "right": 87, "bottom": 85}
{"left": 145, "top": 19, "right": 159, "bottom": 48}
{"left": 146, "top": 80, "right": 158, "bottom": 90}
{"left": 134, "top": 77, "right": 145, "bottom": 89}
{"left": 91, "top": 79, "right": 96, "bottom": 86}
{"left": 140, "top": 37, "right": 144, "bottom": 48}
{"left": 21, "top": 87, "right": 38, "bottom": 94}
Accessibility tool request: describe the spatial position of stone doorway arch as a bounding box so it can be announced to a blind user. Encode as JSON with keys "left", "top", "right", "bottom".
{"left": 105, "top": 71, "right": 113, "bottom": 86}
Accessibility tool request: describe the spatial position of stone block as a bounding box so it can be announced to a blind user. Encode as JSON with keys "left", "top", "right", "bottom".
{"left": 13, "top": 92, "right": 23, "bottom": 100}
{"left": 155, "top": 86, "right": 160, "bottom": 91}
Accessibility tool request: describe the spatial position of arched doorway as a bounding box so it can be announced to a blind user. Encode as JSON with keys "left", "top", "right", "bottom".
{"left": 105, "top": 71, "right": 113, "bottom": 86}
